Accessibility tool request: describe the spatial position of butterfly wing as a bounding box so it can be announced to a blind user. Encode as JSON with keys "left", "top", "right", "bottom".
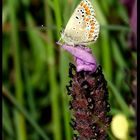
{"left": 62, "top": 0, "right": 100, "bottom": 45}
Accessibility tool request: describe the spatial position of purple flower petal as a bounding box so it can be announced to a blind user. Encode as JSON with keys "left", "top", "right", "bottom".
{"left": 61, "top": 45, "right": 96, "bottom": 64}
{"left": 59, "top": 44, "right": 97, "bottom": 72}
{"left": 76, "top": 57, "right": 97, "bottom": 72}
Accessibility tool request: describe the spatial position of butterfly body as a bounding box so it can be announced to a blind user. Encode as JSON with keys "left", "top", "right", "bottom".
{"left": 60, "top": 0, "right": 100, "bottom": 46}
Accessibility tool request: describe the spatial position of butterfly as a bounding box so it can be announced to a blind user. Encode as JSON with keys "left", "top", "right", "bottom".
{"left": 59, "top": 0, "right": 100, "bottom": 46}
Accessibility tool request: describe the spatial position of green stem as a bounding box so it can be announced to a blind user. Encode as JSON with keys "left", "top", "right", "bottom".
{"left": 53, "top": 0, "right": 62, "bottom": 38}
{"left": 59, "top": 52, "right": 72, "bottom": 140}
{"left": 101, "top": 25, "right": 130, "bottom": 32}
{"left": 44, "top": 1, "right": 62, "bottom": 140}
{"left": 23, "top": 60, "right": 39, "bottom": 140}
{"left": 8, "top": 0, "right": 27, "bottom": 140}
{"left": 94, "top": 0, "right": 112, "bottom": 80}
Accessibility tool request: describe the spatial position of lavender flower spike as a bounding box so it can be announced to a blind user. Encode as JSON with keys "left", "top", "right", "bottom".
{"left": 57, "top": 43, "right": 97, "bottom": 72}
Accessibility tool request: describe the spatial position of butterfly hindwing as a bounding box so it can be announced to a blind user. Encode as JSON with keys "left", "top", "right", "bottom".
{"left": 61, "top": 0, "right": 100, "bottom": 45}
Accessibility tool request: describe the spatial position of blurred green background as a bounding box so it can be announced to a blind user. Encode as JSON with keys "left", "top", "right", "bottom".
{"left": 2, "top": 0, "right": 137, "bottom": 140}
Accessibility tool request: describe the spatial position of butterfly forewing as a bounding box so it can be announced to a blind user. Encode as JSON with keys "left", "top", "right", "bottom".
{"left": 62, "top": 0, "right": 100, "bottom": 45}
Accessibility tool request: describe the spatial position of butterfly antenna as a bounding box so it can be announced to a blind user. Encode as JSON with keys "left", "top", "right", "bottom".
{"left": 56, "top": 36, "right": 63, "bottom": 46}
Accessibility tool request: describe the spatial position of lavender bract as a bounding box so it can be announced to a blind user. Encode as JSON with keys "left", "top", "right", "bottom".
{"left": 61, "top": 44, "right": 97, "bottom": 72}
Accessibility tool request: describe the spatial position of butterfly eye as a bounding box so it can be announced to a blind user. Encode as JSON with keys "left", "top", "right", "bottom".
{"left": 60, "top": 29, "right": 64, "bottom": 34}
{"left": 60, "top": 25, "right": 64, "bottom": 33}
